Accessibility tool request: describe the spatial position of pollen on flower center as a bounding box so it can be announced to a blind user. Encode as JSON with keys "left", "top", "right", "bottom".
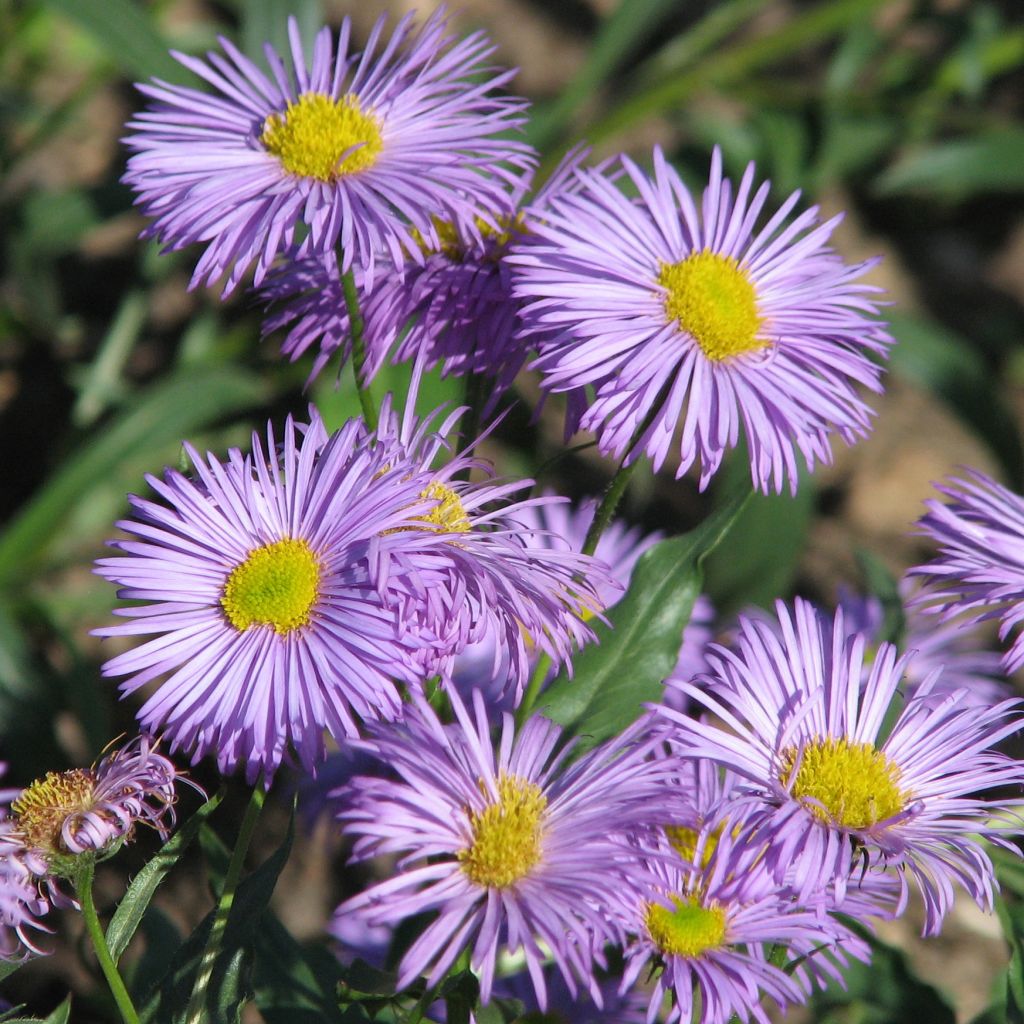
{"left": 13, "top": 769, "right": 96, "bottom": 853}
{"left": 220, "top": 538, "right": 320, "bottom": 635}
{"left": 657, "top": 250, "right": 763, "bottom": 362}
{"left": 261, "top": 92, "right": 382, "bottom": 181}
{"left": 781, "top": 737, "right": 907, "bottom": 830}
{"left": 417, "top": 482, "right": 472, "bottom": 533}
{"left": 458, "top": 773, "right": 547, "bottom": 888}
{"left": 646, "top": 894, "right": 727, "bottom": 958}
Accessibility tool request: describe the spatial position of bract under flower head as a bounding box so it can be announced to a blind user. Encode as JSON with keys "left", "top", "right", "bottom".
{"left": 660, "top": 598, "right": 1024, "bottom": 933}
{"left": 124, "top": 10, "right": 533, "bottom": 293}
{"left": 259, "top": 152, "right": 589, "bottom": 402}
{"left": 94, "top": 410, "right": 450, "bottom": 782}
{"left": 911, "top": 469, "right": 1024, "bottom": 674}
{"left": 335, "top": 690, "right": 678, "bottom": 1008}
{"left": 360, "top": 384, "right": 616, "bottom": 700}
{"left": 511, "top": 146, "right": 892, "bottom": 494}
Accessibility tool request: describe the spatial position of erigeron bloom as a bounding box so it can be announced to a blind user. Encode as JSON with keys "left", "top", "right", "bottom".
{"left": 123, "top": 10, "right": 532, "bottom": 293}
{"left": 95, "top": 411, "right": 451, "bottom": 782}
{"left": 6, "top": 737, "right": 181, "bottom": 859}
{"left": 0, "top": 739, "right": 184, "bottom": 962}
{"left": 335, "top": 690, "right": 678, "bottom": 1008}
{"left": 361, "top": 386, "right": 615, "bottom": 700}
{"left": 837, "top": 581, "right": 1010, "bottom": 707}
{"left": 660, "top": 598, "right": 1024, "bottom": 933}
{"left": 619, "top": 789, "right": 868, "bottom": 1024}
{"left": 510, "top": 146, "right": 892, "bottom": 494}
{"left": 260, "top": 155, "right": 585, "bottom": 397}
{"left": 911, "top": 469, "right": 1024, "bottom": 674}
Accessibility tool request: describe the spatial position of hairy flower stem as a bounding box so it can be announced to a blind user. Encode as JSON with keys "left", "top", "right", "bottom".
{"left": 185, "top": 784, "right": 266, "bottom": 1024}
{"left": 76, "top": 860, "right": 140, "bottom": 1024}
{"left": 341, "top": 265, "right": 378, "bottom": 430}
{"left": 581, "top": 457, "right": 640, "bottom": 557}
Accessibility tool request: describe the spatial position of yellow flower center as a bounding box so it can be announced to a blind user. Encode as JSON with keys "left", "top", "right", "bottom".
{"left": 414, "top": 482, "right": 473, "bottom": 533}
{"left": 13, "top": 769, "right": 96, "bottom": 853}
{"left": 646, "top": 894, "right": 727, "bottom": 958}
{"left": 781, "top": 737, "right": 907, "bottom": 830}
{"left": 220, "top": 538, "right": 320, "bottom": 635}
{"left": 261, "top": 92, "right": 382, "bottom": 181}
{"left": 657, "top": 251, "right": 764, "bottom": 362}
{"left": 458, "top": 773, "right": 547, "bottom": 888}
{"left": 665, "top": 821, "right": 730, "bottom": 869}
{"left": 410, "top": 212, "right": 527, "bottom": 262}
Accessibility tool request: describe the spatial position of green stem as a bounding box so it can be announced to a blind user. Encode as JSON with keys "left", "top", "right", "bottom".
{"left": 76, "top": 859, "right": 140, "bottom": 1024}
{"left": 515, "top": 653, "right": 553, "bottom": 728}
{"left": 185, "top": 784, "right": 266, "bottom": 1024}
{"left": 580, "top": 457, "right": 640, "bottom": 557}
{"left": 340, "top": 265, "right": 378, "bottom": 430}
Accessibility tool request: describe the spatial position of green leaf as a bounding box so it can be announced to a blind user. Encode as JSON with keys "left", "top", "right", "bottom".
{"left": 539, "top": 486, "right": 750, "bottom": 747}
{"left": 140, "top": 808, "right": 295, "bottom": 1023}
{"left": 37, "top": 0, "right": 191, "bottom": 84}
{"left": 888, "top": 311, "right": 1024, "bottom": 486}
{"left": 703, "top": 450, "right": 814, "bottom": 612}
{"left": 441, "top": 970, "right": 480, "bottom": 1024}
{"left": 528, "top": 0, "right": 680, "bottom": 151}
{"left": 0, "top": 996, "right": 71, "bottom": 1024}
{"left": 997, "top": 897, "right": 1024, "bottom": 1020}
{"left": 240, "top": 0, "right": 320, "bottom": 74}
{"left": 106, "top": 791, "right": 225, "bottom": 962}
{"left": 876, "top": 129, "right": 1024, "bottom": 198}
{"left": 0, "top": 366, "right": 269, "bottom": 589}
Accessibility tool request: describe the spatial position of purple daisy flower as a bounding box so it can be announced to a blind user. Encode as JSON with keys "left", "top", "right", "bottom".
{"left": 911, "top": 469, "right": 1024, "bottom": 674}
{"left": 660, "top": 598, "right": 1024, "bottom": 933}
{"left": 510, "top": 146, "right": 892, "bottom": 494}
{"left": 94, "top": 411, "right": 450, "bottom": 782}
{"left": 837, "top": 580, "right": 1010, "bottom": 707}
{"left": 6, "top": 737, "right": 183, "bottom": 859}
{"left": 335, "top": 689, "right": 678, "bottom": 1008}
{"left": 259, "top": 152, "right": 587, "bottom": 399}
{"left": 619, "top": 791, "right": 867, "bottom": 1024}
{"left": 361, "top": 388, "right": 615, "bottom": 700}
{"left": 124, "top": 10, "right": 532, "bottom": 293}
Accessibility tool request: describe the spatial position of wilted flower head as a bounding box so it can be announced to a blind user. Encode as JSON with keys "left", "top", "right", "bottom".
{"left": 511, "top": 146, "right": 892, "bottom": 494}
{"left": 95, "top": 410, "right": 454, "bottom": 782}
{"left": 335, "top": 690, "right": 678, "bottom": 1008}
{"left": 124, "top": 10, "right": 532, "bottom": 293}
{"left": 660, "top": 598, "right": 1024, "bottom": 933}
{"left": 911, "top": 469, "right": 1024, "bottom": 674}
{"left": 8, "top": 737, "right": 181, "bottom": 860}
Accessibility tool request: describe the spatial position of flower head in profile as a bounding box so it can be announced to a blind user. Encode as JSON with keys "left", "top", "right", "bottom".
{"left": 911, "top": 469, "right": 1024, "bottom": 673}
{"left": 362, "top": 387, "right": 616, "bottom": 700}
{"left": 95, "top": 411, "right": 448, "bottom": 782}
{"left": 660, "top": 598, "right": 1024, "bottom": 933}
{"left": 124, "top": 10, "right": 532, "bottom": 293}
{"left": 335, "top": 690, "right": 677, "bottom": 1008}
{"left": 259, "top": 152, "right": 586, "bottom": 401}
{"left": 511, "top": 146, "right": 892, "bottom": 493}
